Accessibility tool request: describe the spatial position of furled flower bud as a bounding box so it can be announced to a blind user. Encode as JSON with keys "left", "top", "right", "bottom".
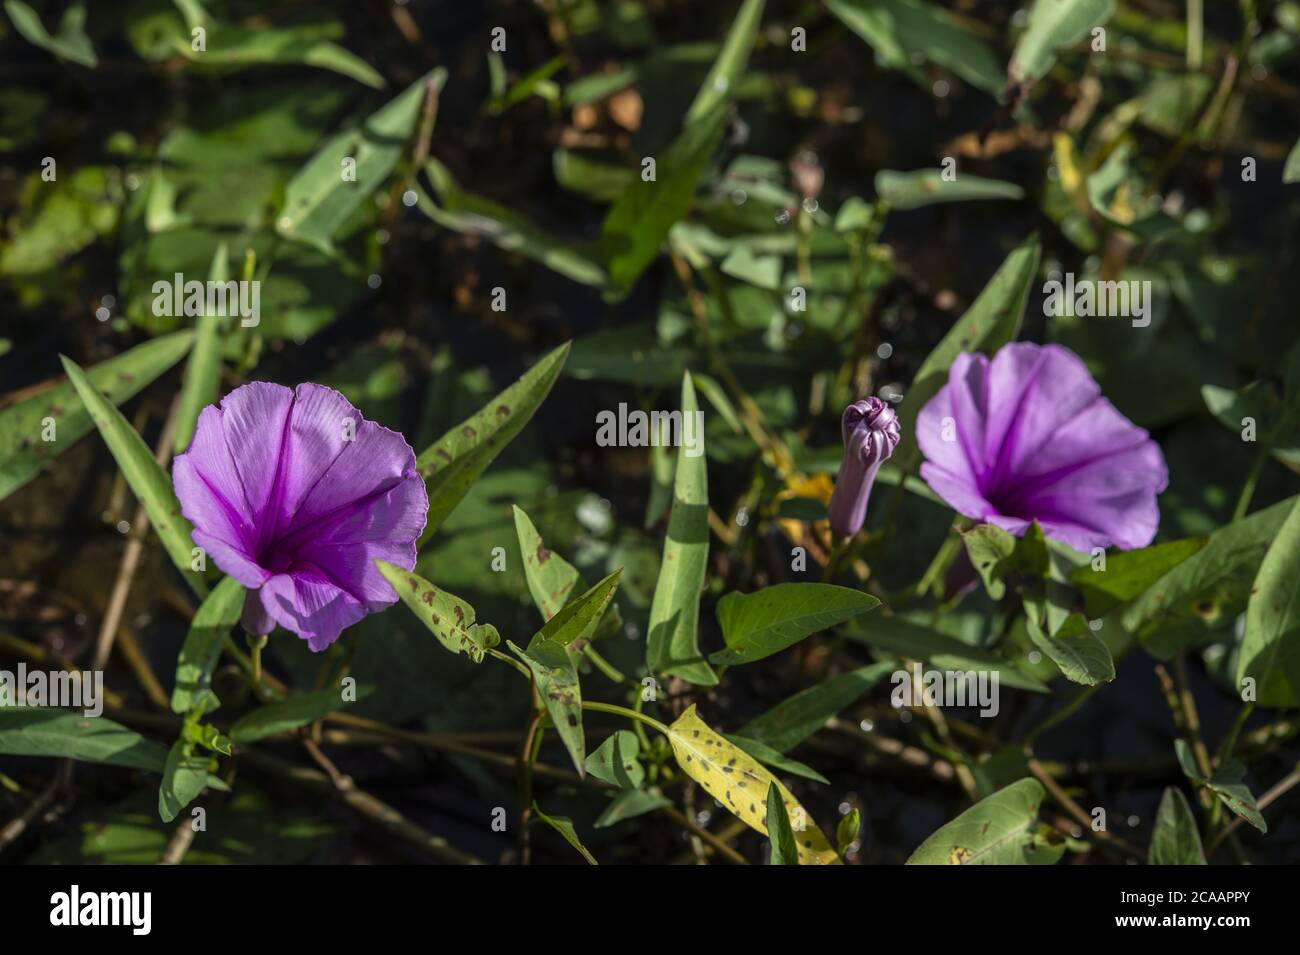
{"left": 828, "top": 397, "right": 901, "bottom": 538}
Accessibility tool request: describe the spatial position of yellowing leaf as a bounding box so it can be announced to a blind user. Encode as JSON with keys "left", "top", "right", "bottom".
{"left": 666, "top": 705, "right": 839, "bottom": 865}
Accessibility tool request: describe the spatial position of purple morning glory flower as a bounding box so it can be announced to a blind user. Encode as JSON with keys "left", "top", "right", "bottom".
{"left": 173, "top": 382, "right": 428, "bottom": 651}
{"left": 916, "top": 342, "right": 1168, "bottom": 552}
{"left": 828, "top": 397, "right": 901, "bottom": 537}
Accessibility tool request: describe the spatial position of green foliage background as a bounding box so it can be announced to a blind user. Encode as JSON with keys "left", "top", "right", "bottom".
{"left": 0, "top": 0, "right": 1298, "bottom": 865}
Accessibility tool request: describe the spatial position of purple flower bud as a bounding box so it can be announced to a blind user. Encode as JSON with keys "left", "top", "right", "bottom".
{"left": 828, "top": 397, "right": 901, "bottom": 538}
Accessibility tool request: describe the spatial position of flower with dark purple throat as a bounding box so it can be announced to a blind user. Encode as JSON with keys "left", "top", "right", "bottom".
{"left": 916, "top": 341, "right": 1167, "bottom": 552}
{"left": 828, "top": 397, "right": 902, "bottom": 538}
{"left": 172, "top": 382, "right": 428, "bottom": 651}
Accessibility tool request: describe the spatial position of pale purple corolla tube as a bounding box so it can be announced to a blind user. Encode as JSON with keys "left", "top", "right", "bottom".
{"left": 828, "top": 397, "right": 901, "bottom": 538}
{"left": 172, "top": 382, "right": 428, "bottom": 651}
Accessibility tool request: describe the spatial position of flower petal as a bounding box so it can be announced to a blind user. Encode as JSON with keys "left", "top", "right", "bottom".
{"left": 289, "top": 477, "right": 427, "bottom": 607}
{"left": 217, "top": 381, "right": 295, "bottom": 551}
{"left": 260, "top": 572, "right": 367, "bottom": 652}
{"left": 173, "top": 404, "right": 256, "bottom": 552}
{"left": 917, "top": 365, "right": 982, "bottom": 488}
{"left": 286, "top": 417, "right": 421, "bottom": 533}
{"left": 191, "top": 529, "right": 270, "bottom": 589}
{"left": 271, "top": 384, "right": 361, "bottom": 533}
{"left": 983, "top": 343, "right": 1101, "bottom": 488}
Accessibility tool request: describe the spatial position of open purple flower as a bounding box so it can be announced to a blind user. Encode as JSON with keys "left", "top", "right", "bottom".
{"left": 917, "top": 341, "right": 1167, "bottom": 552}
{"left": 828, "top": 397, "right": 901, "bottom": 537}
{"left": 173, "top": 382, "right": 428, "bottom": 651}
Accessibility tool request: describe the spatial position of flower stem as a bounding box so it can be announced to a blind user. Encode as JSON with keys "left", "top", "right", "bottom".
{"left": 246, "top": 631, "right": 269, "bottom": 690}
{"left": 581, "top": 700, "right": 671, "bottom": 737}
{"left": 1231, "top": 446, "right": 1268, "bottom": 521}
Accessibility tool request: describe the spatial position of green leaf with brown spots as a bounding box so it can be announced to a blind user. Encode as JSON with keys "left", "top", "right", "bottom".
{"left": 509, "top": 638, "right": 585, "bottom": 776}
{"left": 513, "top": 504, "right": 580, "bottom": 621}
{"left": 61, "top": 353, "right": 208, "bottom": 598}
{"left": 532, "top": 802, "right": 597, "bottom": 864}
{"left": 765, "top": 782, "right": 799, "bottom": 865}
{"left": 906, "top": 777, "right": 1047, "bottom": 864}
{"left": 375, "top": 560, "right": 499, "bottom": 663}
{"left": 666, "top": 705, "right": 840, "bottom": 864}
{"left": 0, "top": 330, "right": 193, "bottom": 502}
{"left": 513, "top": 508, "right": 623, "bottom": 643}
{"left": 415, "top": 342, "right": 569, "bottom": 543}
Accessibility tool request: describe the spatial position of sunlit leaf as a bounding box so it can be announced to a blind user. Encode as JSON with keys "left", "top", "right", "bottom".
{"left": 1174, "top": 740, "right": 1267, "bottom": 833}
{"left": 229, "top": 686, "right": 370, "bottom": 744}
{"left": 686, "top": 0, "right": 765, "bottom": 122}
{"left": 907, "top": 777, "right": 1047, "bottom": 864}
{"left": 61, "top": 354, "right": 208, "bottom": 596}
{"left": 646, "top": 373, "right": 716, "bottom": 685}
{"left": 0, "top": 331, "right": 193, "bottom": 501}
{"left": 5, "top": 0, "right": 96, "bottom": 67}
{"left": 710, "top": 583, "right": 880, "bottom": 665}
{"left": 1024, "top": 611, "right": 1114, "bottom": 686}
{"left": 1009, "top": 0, "right": 1115, "bottom": 86}
{"left": 171, "top": 575, "right": 244, "bottom": 714}
{"left": 667, "top": 705, "right": 839, "bottom": 864}
{"left": 0, "top": 708, "right": 166, "bottom": 772}
{"left": 415, "top": 342, "right": 570, "bottom": 541}
{"left": 737, "top": 662, "right": 893, "bottom": 752}
{"left": 513, "top": 504, "right": 581, "bottom": 621}
{"left": 158, "top": 741, "right": 213, "bottom": 824}
{"left": 533, "top": 802, "right": 598, "bottom": 864}
{"left": 765, "top": 783, "right": 799, "bottom": 864}
{"left": 827, "top": 0, "right": 1003, "bottom": 96}
{"left": 876, "top": 169, "right": 1024, "bottom": 210}
{"left": 173, "top": 243, "right": 229, "bottom": 454}
{"left": 279, "top": 69, "right": 444, "bottom": 252}
{"left": 585, "top": 730, "right": 643, "bottom": 788}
